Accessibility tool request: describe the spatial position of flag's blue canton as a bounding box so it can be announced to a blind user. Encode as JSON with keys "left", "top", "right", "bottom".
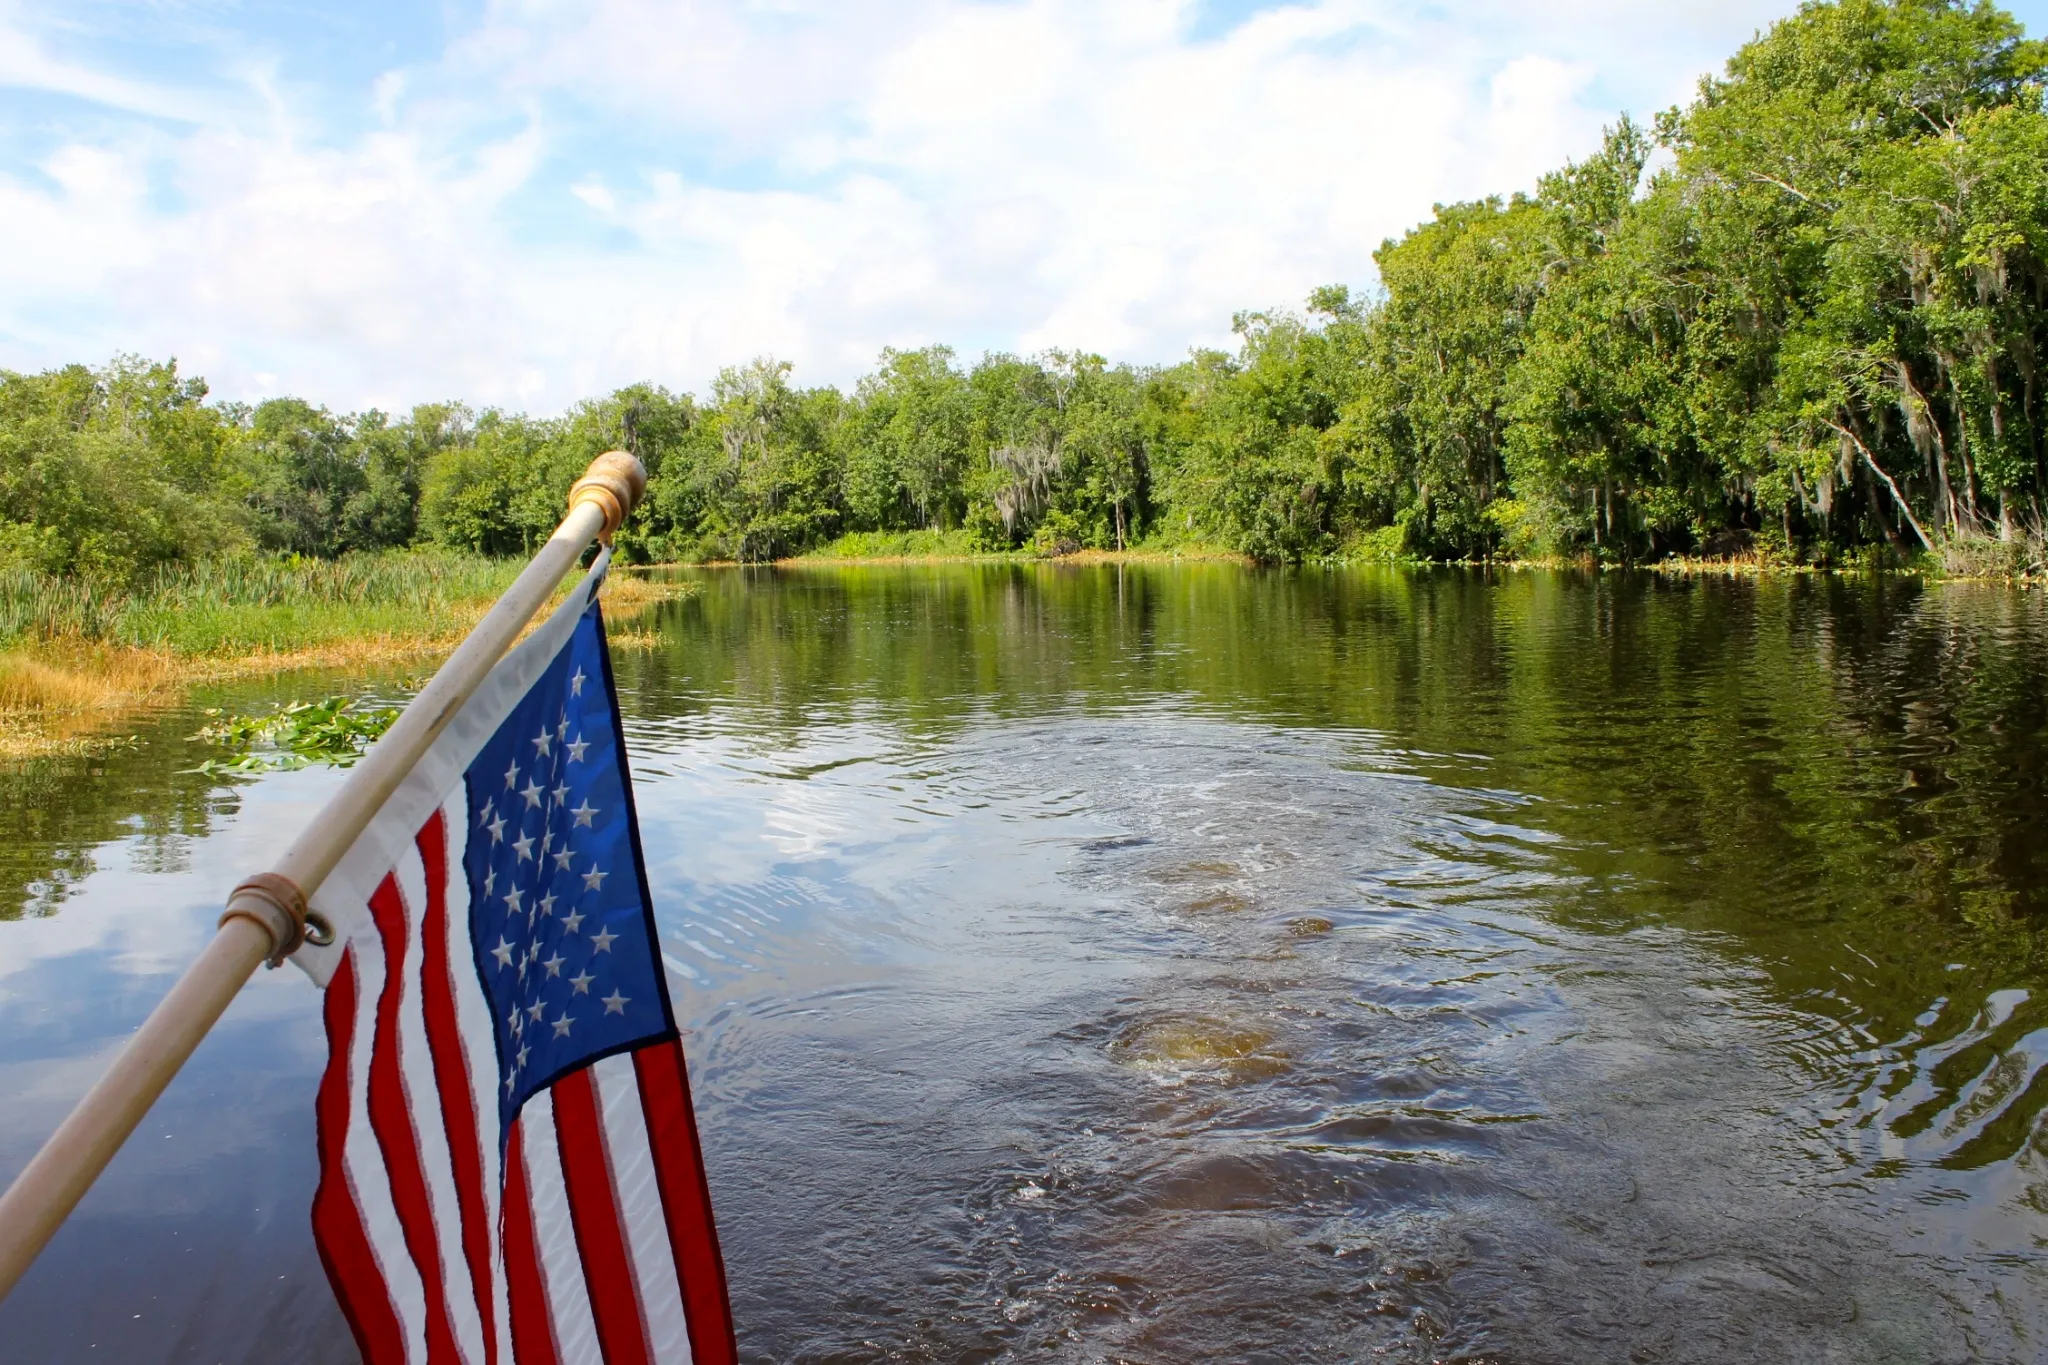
{"left": 464, "top": 604, "right": 670, "bottom": 1132}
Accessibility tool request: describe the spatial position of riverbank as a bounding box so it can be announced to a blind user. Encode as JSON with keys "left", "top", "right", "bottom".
{"left": 772, "top": 526, "right": 2047, "bottom": 577}
{"left": 776, "top": 538, "right": 2041, "bottom": 580}
{"left": 781, "top": 547, "right": 1255, "bottom": 568}
{"left": 776, "top": 529, "right": 1252, "bottom": 567}
{"left": 0, "top": 555, "right": 679, "bottom": 761}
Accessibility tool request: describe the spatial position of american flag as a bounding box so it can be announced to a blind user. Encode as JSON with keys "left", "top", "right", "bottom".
{"left": 296, "top": 565, "right": 735, "bottom": 1365}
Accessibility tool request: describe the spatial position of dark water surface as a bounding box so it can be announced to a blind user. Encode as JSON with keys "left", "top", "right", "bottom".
{"left": 3, "top": 565, "right": 2047, "bottom": 1363}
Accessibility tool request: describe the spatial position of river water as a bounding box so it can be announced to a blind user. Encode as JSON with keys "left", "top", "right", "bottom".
{"left": 1, "top": 564, "right": 2045, "bottom": 1363}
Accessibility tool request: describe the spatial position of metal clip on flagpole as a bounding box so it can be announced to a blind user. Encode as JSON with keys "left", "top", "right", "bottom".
{"left": 0, "top": 451, "right": 648, "bottom": 1302}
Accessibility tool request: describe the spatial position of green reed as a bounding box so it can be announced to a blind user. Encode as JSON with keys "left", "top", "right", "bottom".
{"left": 0, "top": 552, "right": 527, "bottom": 655}
{"left": 0, "top": 572, "right": 129, "bottom": 644}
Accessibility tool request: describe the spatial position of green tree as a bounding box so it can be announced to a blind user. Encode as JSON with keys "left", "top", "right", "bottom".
{"left": 1336, "top": 197, "right": 1550, "bottom": 557}
{"left": 1667, "top": 0, "right": 2048, "bottom": 552}
{"left": 662, "top": 359, "right": 842, "bottom": 561}
{"left": 842, "top": 347, "right": 971, "bottom": 531}
{"left": 0, "top": 357, "right": 245, "bottom": 579}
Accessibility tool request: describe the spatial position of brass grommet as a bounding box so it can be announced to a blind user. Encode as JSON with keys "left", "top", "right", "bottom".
{"left": 219, "top": 873, "right": 310, "bottom": 969}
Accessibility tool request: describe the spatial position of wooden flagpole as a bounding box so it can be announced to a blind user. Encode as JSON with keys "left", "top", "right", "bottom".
{"left": 0, "top": 451, "right": 647, "bottom": 1302}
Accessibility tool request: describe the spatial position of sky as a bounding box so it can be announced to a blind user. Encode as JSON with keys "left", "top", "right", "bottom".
{"left": 3, "top": 0, "right": 2046, "bottom": 415}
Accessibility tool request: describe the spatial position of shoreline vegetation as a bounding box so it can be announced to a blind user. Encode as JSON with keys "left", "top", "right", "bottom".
{"left": 0, "top": 543, "right": 2033, "bottom": 763}
{"left": 0, "top": 554, "right": 678, "bottom": 761}
{"left": 772, "top": 528, "right": 2044, "bottom": 579}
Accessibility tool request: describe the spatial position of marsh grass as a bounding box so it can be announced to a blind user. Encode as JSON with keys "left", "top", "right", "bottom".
{"left": 0, "top": 553, "right": 689, "bottom": 760}
{"left": 1936, "top": 534, "right": 2046, "bottom": 580}
{"left": 587, "top": 572, "right": 680, "bottom": 618}
{"left": 0, "top": 553, "right": 527, "bottom": 654}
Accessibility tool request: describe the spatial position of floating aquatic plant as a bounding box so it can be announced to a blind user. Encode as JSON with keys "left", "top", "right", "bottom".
{"left": 188, "top": 696, "right": 400, "bottom": 773}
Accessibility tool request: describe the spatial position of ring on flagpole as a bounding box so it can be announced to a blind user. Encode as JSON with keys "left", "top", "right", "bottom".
{"left": 219, "top": 874, "right": 310, "bottom": 969}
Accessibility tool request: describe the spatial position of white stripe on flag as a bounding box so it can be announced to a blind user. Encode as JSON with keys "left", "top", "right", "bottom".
{"left": 340, "top": 928, "right": 432, "bottom": 1363}
{"left": 392, "top": 845, "right": 489, "bottom": 1365}
{"left": 521, "top": 1090, "right": 605, "bottom": 1365}
{"left": 439, "top": 791, "right": 515, "bottom": 1365}
{"left": 593, "top": 1053, "right": 693, "bottom": 1364}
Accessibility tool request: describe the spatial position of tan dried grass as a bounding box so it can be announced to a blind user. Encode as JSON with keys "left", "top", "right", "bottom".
{"left": 593, "top": 573, "right": 685, "bottom": 616}
{"left": 0, "top": 647, "right": 180, "bottom": 759}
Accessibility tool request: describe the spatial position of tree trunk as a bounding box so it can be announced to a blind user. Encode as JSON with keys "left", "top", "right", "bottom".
{"left": 1840, "top": 417, "right": 1931, "bottom": 551}
{"left": 1863, "top": 470, "right": 1907, "bottom": 552}
{"left": 1942, "top": 359, "right": 1984, "bottom": 531}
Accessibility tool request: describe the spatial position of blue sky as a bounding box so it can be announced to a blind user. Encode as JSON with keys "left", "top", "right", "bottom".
{"left": 4, "top": 0, "right": 2046, "bottom": 413}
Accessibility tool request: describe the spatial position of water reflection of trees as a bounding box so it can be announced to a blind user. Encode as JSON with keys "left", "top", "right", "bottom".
{"left": 0, "top": 718, "right": 236, "bottom": 919}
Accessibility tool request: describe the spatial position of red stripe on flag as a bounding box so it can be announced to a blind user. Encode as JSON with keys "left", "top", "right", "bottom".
{"left": 312, "top": 950, "right": 410, "bottom": 1365}
{"left": 415, "top": 809, "right": 500, "bottom": 1365}
{"left": 501, "top": 1120, "right": 561, "bottom": 1365}
{"left": 635, "top": 1042, "right": 738, "bottom": 1365}
{"left": 366, "top": 874, "right": 464, "bottom": 1365}
{"left": 551, "top": 1067, "right": 654, "bottom": 1365}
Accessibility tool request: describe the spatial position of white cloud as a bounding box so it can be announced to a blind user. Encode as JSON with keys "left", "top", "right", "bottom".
{"left": 0, "top": 0, "right": 1803, "bottom": 411}
{"left": 0, "top": 10, "right": 209, "bottom": 121}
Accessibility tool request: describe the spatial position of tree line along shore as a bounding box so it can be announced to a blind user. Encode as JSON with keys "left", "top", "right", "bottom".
{"left": 3, "top": 0, "right": 2046, "bottom": 652}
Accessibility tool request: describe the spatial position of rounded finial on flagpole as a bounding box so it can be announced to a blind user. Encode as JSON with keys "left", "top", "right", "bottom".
{"left": 568, "top": 450, "right": 648, "bottom": 541}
